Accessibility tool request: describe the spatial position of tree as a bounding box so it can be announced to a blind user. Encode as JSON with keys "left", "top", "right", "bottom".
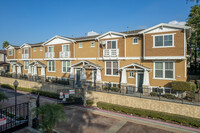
{"left": 2, "top": 41, "right": 10, "bottom": 49}
{"left": 33, "top": 103, "right": 66, "bottom": 133}
{"left": 187, "top": 0, "right": 200, "bottom": 4}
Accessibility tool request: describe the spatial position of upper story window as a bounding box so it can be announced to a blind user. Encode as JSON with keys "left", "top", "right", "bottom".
{"left": 154, "top": 34, "right": 174, "bottom": 47}
{"left": 8, "top": 50, "right": 13, "bottom": 56}
{"left": 34, "top": 48, "right": 36, "bottom": 52}
{"left": 40, "top": 47, "right": 43, "bottom": 51}
{"left": 62, "top": 45, "right": 69, "bottom": 51}
{"left": 91, "top": 42, "right": 95, "bottom": 47}
{"left": 24, "top": 61, "right": 29, "bottom": 70}
{"left": 48, "top": 61, "right": 55, "bottom": 72}
{"left": 154, "top": 61, "right": 174, "bottom": 79}
{"left": 105, "top": 61, "right": 119, "bottom": 76}
{"left": 48, "top": 46, "right": 54, "bottom": 52}
{"left": 133, "top": 37, "right": 138, "bottom": 44}
{"left": 106, "top": 40, "right": 117, "bottom": 49}
{"left": 19, "top": 49, "right": 21, "bottom": 53}
{"left": 129, "top": 71, "right": 134, "bottom": 78}
{"left": 62, "top": 61, "right": 70, "bottom": 73}
{"left": 24, "top": 49, "right": 28, "bottom": 54}
{"left": 79, "top": 43, "right": 83, "bottom": 48}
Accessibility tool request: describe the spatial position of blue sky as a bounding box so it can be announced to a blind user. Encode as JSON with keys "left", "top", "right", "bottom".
{"left": 0, "top": 0, "right": 196, "bottom": 48}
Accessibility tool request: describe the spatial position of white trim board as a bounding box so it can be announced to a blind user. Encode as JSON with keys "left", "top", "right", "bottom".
{"left": 143, "top": 56, "right": 186, "bottom": 60}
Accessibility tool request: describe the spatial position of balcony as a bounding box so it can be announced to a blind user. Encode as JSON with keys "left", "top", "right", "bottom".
{"left": 103, "top": 49, "right": 119, "bottom": 57}
{"left": 22, "top": 54, "right": 29, "bottom": 59}
{"left": 45, "top": 52, "right": 55, "bottom": 58}
{"left": 59, "top": 51, "right": 70, "bottom": 58}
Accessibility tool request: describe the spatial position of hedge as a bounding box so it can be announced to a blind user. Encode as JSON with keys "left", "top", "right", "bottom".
{"left": 97, "top": 102, "right": 200, "bottom": 128}
{"left": 0, "top": 84, "right": 58, "bottom": 99}
{"left": 171, "top": 81, "right": 196, "bottom": 92}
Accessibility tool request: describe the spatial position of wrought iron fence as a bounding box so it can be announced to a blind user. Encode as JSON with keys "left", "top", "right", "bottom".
{"left": 0, "top": 102, "right": 29, "bottom": 133}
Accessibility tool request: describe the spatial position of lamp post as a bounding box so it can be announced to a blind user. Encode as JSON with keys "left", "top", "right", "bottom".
{"left": 13, "top": 80, "right": 19, "bottom": 107}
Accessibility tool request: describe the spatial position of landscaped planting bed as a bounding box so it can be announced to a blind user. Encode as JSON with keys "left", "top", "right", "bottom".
{"left": 97, "top": 102, "right": 200, "bottom": 128}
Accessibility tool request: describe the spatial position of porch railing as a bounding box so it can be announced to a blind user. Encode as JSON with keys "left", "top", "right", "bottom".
{"left": 22, "top": 54, "right": 29, "bottom": 59}
{"left": 59, "top": 51, "right": 70, "bottom": 58}
{"left": 45, "top": 52, "right": 55, "bottom": 58}
{"left": 103, "top": 49, "right": 119, "bottom": 57}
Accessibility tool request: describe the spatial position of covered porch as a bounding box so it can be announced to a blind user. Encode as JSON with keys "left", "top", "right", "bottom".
{"left": 28, "top": 61, "right": 46, "bottom": 79}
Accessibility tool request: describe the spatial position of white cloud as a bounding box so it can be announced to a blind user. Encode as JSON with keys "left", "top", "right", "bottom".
{"left": 168, "top": 20, "right": 186, "bottom": 26}
{"left": 87, "top": 31, "right": 99, "bottom": 36}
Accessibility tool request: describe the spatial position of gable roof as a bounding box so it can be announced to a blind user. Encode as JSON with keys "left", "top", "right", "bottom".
{"left": 5, "top": 45, "right": 20, "bottom": 50}
{"left": 71, "top": 60, "right": 103, "bottom": 69}
{"left": 95, "top": 31, "right": 127, "bottom": 40}
{"left": 120, "top": 63, "right": 151, "bottom": 71}
{"left": 42, "top": 35, "right": 75, "bottom": 45}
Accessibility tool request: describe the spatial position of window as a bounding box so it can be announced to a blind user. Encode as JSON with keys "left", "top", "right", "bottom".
{"left": 19, "top": 49, "right": 21, "bottom": 53}
{"left": 62, "top": 45, "right": 69, "bottom": 51}
{"left": 105, "top": 61, "right": 119, "bottom": 76}
{"left": 8, "top": 50, "right": 13, "bottom": 56}
{"left": 79, "top": 43, "right": 83, "bottom": 48}
{"left": 106, "top": 40, "right": 117, "bottom": 49}
{"left": 24, "top": 49, "right": 28, "bottom": 54}
{"left": 154, "top": 61, "right": 174, "bottom": 79}
{"left": 91, "top": 42, "right": 95, "bottom": 47}
{"left": 24, "top": 61, "right": 29, "bottom": 70}
{"left": 129, "top": 71, "right": 134, "bottom": 78}
{"left": 40, "top": 47, "right": 43, "bottom": 51}
{"left": 133, "top": 37, "right": 138, "bottom": 44}
{"left": 48, "top": 46, "right": 54, "bottom": 52}
{"left": 62, "top": 61, "right": 71, "bottom": 73}
{"left": 34, "top": 48, "right": 36, "bottom": 52}
{"left": 154, "top": 34, "right": 173, "bottom": 47}
{"left": 48, "top": 61, "right": 55, "bottom": 72}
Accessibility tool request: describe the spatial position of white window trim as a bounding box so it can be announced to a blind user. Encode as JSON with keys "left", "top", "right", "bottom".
{"left": 153, "top": 33, "right": 175, "bottom": 48}
{"left": 40, "top": 47, "right": 43, "bottom": 51}
{"left": 105, "top": 61, "right": 120, "bottom": 77}
{"left": 91, "top": 41, "right": 95, "bottom": 47}
{"left": 24, "top": 61, "right": 29, "bottom": 70}
{"left": 24, "top": 48, "right": 29, "bottom": 54}
{"left": 132, "top": 37, "right": 139, "bottom": 44}
{"left": 34, "top": 48, "right": 36, "bottom": 52}
{"left": 62, "top": 44, "right": 70, "bottom": 52}
{"left": 128, "top": 71, "right": 134, "bottom": 78}
{"left": 79, "top": 43, "right": 83, "bottom": 48}
{"left": 48, "top": 61, "right": 56, "bottom": 72}
{"left": 62, "top": 61, "right": 71, "bottom": 73}
{"left": 19, "top": 49, "right": 21, "bottom": 53}
{"left": 106, "top": 40, "right": 118, "bottom": 49}
{"left": 8, "top": 50, "right": 13, "bottom": 56}
{"left": 48, "top": 46, "right": 54, "bottom": 52}
{"left": 153, "top": 61, "right": 175, "bottom": 80}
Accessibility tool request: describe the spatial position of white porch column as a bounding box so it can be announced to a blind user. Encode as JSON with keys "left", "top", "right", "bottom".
{"left": 96, "top": 69, "right": 102, "bottom": 82}
{"left": 13, "top": 65, "right": 16, "bottom": 73}
{"left": 41, "top": 67, "right": 45, "bottom": 76}
{"left": 34, "top": 66, "right": 37, "bottom": 75}
{"left": 28, "top": 66, "right": 31, "bottom": 74}
{"left": 17, "top": 66, "right": 22, "bottom": 74}
{"left": 81, "top": 68, "right": 86, "bottom": 80}
{"left": 70, "top": 67, "right": 74, "bottom": 78}
{"left": 121, "top": 69, "right": 127, "bottom": 84}
{"left": 143, "top": 69, "right": 150, "bottom": 86}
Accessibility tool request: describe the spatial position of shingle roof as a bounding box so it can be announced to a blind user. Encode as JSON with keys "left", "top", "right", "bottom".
{"left": 0, "top": 50, "right": 6, "bottom": 55}
{"left": 120, "top": 29, "right": 145, "bottom": 34}
{"left": 27, "top": 42, "right": 44, "bottom": 47}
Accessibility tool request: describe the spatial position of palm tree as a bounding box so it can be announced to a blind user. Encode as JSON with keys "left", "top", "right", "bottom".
{"left": 2, "top": 41, "right": 10, "bottom": 49}
{"left": 33, "top": 103, "right": 66, "bottom": 133}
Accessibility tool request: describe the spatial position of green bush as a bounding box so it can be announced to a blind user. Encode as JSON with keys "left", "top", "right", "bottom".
{"left": 163, "top": 93, "right": 177, "bottom": 99}
{"left": 150, "top": 92, "right": 157, "bottom": 96}
{"left": 171, "top": 81, "right": 196, "bottom": 92}
{"left": 97, "top": 102, "right": 200, "bottom": 128}
{"left": 1, "top": 84, "right": 13, "bottom": 89}
{"left": 4, "top": 73, "right": 12, "bottom": 77}
{"left": 103, "top": 86, "right": 109, "bottom": 91}
{"left": 51, "top": 79, "right": 69, "bottom": 85}
{"left": 111, "top": 87, "right": 120, "bottom": 92}
{"left": 86, "top": 99, "right": 94, "bottom": 106}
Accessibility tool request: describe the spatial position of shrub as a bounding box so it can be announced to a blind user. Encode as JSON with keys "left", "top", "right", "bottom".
{"left": 4, "top": 73, "right": 12, "bottom": 77}
{"left": 103, "top": 86, "right": 109, "bottom": 91}
{"left": 51, "top": 79, "right": 69, "bottom": 85}
{"left": 111, "top": 87, "right": 120, "bottom": 92}
{"left": 163, "top": 93, "right": 177, "bottom": 99}
{"left": 150, "top": 92, "right": 157, "bottom": 96}
{"left": 86, "top": 99, "right": 94, "bottom": 106}
{"left": 171, "top": 81, "right": 196, "bottom": 92}
{"left": 1, "top": 84, "right": 13, "bottom": 89}
{"left": 97, "top": 102, "right": 200, "bottom": 128}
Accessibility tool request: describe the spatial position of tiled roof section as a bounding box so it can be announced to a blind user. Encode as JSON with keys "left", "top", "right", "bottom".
{"left": 27, "top": 42, "right": 44, "bottom": 47}
{"left": 10, "top": 45, "right": 20, "bottom": 48}
{"left": 0, "top": 50, "right": 6, "bottom": 55}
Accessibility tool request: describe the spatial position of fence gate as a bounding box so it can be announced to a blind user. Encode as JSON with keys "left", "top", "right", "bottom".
{"left": 0, "top": 102, "right": 29, "bottom": 133}
{"left": 57, "top": 89, "right": 83, "bottom": 105}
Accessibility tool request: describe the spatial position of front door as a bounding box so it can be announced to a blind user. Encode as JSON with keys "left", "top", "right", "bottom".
{"left": 76, "top": 69, "right": 81, "bottom": 85}
{"left": 137, "top": 73, "right": 144, "bottom": 93}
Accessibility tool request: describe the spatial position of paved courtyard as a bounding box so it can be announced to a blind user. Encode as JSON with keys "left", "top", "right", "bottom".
{"left": 0, "top": 88, "right": 199, "bottom": 133}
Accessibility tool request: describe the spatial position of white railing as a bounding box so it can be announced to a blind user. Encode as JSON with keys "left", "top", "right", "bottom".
{"left": 22, "top": 54, "right": 29, "bottom": 59}
{"left": 103, "top": 49, "right": 119, "bottom": 57}
{"left": 59, "top": 51, "right": 71, "bottom": 58}
{"left": 45, "top": 52, "right": 55, "bottom": 58}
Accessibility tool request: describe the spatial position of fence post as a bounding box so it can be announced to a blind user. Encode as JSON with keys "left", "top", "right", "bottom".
{"left": 181, "top": 93, "right": 183, "bottom": 104}
{"left": 28, "top": 98, "right": 37, "bottom": 128}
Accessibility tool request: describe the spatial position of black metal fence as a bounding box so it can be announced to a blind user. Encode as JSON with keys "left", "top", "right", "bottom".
{"left": 83, "top": 81, "right": 200, "bottom": 106}
{"left": 0, "top": 102, "right": 29, "bottom": 133}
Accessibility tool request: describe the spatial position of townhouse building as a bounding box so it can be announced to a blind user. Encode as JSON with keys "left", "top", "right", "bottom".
{"left": 6, "top": 23, "right": 191, "bottom": 94}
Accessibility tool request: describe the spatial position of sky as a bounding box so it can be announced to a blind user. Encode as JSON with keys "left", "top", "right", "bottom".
{"left": 0, "top": 0, "right": 197, "bottom": 48}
